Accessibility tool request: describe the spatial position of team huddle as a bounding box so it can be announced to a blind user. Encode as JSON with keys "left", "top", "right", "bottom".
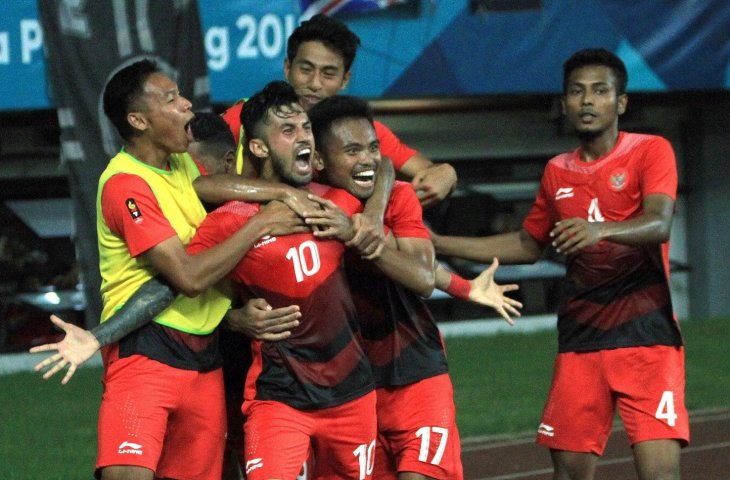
{"left": 31, "top": 13, "right": 688, "bottom": 480}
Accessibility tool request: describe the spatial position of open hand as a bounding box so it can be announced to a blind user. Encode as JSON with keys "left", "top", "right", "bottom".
{"left": 29, "top": 315, "right": 101, "bottom": 384}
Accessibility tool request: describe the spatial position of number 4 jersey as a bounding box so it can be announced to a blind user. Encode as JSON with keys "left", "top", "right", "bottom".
{"left": 522, "top": 132, "right": 683, "bottom": 352}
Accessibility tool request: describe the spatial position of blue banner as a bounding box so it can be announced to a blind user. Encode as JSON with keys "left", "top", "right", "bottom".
{"left": 0, "top": 2, "right": 51, "bottom": 110}
{"left": 300, "top": 0, "right": 410, "bottom": 19}
{"left": 2, "top": 0, "right": 730, "bottom": 110}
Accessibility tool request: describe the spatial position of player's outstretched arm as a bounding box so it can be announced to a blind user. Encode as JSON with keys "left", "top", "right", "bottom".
{"left": 435, "top": 260, "right": 522, "bottom": 325}
{"left": 430, "top": 228, "right": 542, "bottom": 265}
{"left": 30, "top": 276, "right": 176, "bottom": 384}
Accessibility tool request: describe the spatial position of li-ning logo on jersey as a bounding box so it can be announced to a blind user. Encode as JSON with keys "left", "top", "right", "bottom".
{"left": 555, "top": 187, "right": 574, "bottom": 200}
{"left": 126, "top": 198, "right": 142, "bottom": 223}
{"left": 610, "top": 169, "right": 628, "bottom": 191}
{"left": 246, "top": 458, "right": 264, "bottom": 474}
{"left": 254, "top": 235, "right": 277, "bottom": 249}
{"left": 117, "top": 441, "right": 143, "bottom": 455}
{"left": 537, "top": 423, "right": 555, "bottom": 437}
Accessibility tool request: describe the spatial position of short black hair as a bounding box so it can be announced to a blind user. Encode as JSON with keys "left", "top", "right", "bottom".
{"left": 241, "top": 80, "right": 303, "bottom": 142}
{"left": 563, "top": 48, "right": 628, "bottom": 95}
{"left": 190, "top": 112, "right": 233, "bottom": 143}
{"left": 103, "top": 59, "right": 159, "bottom": 141}
{"left": 189, "top": 112, "right": 236, "bottom": 157}
{"left": 287, "top": 14, "right": 361, "bottom": 72}
{"left": 307, "top": 95, "right": 374, "bottom": 153}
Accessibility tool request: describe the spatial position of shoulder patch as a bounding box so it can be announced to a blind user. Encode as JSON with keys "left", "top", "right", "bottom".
{"left": 126, "top": 198, "right": 142, "bottom": 222}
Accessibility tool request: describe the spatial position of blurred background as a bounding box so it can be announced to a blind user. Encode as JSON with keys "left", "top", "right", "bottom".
{"left": 1, "top": 0, "right": 729, "bottom": 352}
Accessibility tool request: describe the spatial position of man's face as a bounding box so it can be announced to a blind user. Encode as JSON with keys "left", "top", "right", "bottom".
{"left": 257, "top": 103, "right": 314, "bottom": 186}
{"left": 318, "top": 117, "right": 380, "bottom": 200}
{"left": 562, "top": 65, "right": 627, "bottom": 137}
{"left": 137, "top": 72, "right": 194, "bottom": 153}
{"left": 284, "top": 41, "right": 351, "bottom": 111}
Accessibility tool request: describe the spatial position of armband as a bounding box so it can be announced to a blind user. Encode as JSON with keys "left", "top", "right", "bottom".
{"left": 445, "top": 272, "right": 471, "bottom": 300}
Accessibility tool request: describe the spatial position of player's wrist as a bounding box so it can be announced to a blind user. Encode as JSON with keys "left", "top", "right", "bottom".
{"left": 444, "top": 272, "right": 471, "bottom": 300}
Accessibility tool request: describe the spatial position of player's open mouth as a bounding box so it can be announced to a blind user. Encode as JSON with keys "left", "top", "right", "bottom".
{"left": 296, "top": 147, "right": 311, "bottom": 163}
{"left": 185, "top": 121, "right": 194, "bottom": 142}
{"left": 294, "top": 147, "right": 312, "bottom": 175}
{"left": 352, "top": 169, "right": 375, "bottom": 186}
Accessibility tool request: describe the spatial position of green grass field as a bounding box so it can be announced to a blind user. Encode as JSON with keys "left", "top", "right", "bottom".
{"left": 1, "top": 316, "right": 728, "bottom": 479}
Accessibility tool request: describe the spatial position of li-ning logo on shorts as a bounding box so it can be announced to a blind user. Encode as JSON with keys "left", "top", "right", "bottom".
{"left": 246, "top": 458, "right": 264, "bottom": 474}
{"left": 537, "top": 423, "right": 555, "bottom": 437}
{"left": 117, "top": 441, "right": 143, "bottom": 455}
{"left": 126, "top": 198, "right": 142, "bottom": 222}
{"left": 555, "top": 187, "right": 574, "bottom": 200}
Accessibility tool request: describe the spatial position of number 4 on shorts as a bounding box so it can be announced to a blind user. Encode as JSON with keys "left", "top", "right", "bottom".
{"left": 655, "top": 390, "right": 678, "bottom": 427}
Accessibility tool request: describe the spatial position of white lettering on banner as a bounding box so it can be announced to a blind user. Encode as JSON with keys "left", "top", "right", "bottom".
{"left": 20, "top": 19, "right": 42, "bottom": 64}
{"left": 0, "top": 32, "right": 8, "bottom": 64}
{"left": 205, "top": 13, "right": 297, "bottom": 71}
{"left": 206, "top": 26, "right": 229, "bottom": 71}
{"left": 0, "top": 20, "right": 44, "bottom": 65}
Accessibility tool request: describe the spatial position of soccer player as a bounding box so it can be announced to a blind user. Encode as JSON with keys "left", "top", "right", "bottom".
{"left": 303, "top": 94, "right": 462, "bottom": 479}
{"left": 30, "top": 60, "right": 307, "bottom": 480}
{"left": 187, "top": 80, "right": 399, "bottom": 480}
{"left": 307, "top": 95, "right": 521, "bottom": 479}
{"left": 212, "top": 13, "right": 456, "bottom": 209}
{"left": 187, "top": 111, "right": 237, "bottom": 176}
{"left": 430, "top": 48, "right": 688, "bottom": 480}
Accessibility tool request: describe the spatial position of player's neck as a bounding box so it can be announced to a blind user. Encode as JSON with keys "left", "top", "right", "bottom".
{"left": 125, "top": 141, "right": 171, "bottom": 170}
{"left": 578, "top": 128, "right": 619, "bottom": 162}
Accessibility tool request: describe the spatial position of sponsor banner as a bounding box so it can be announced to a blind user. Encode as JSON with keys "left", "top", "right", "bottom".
{"left": 2, "top": 0, "right": 730, "bottom": 110}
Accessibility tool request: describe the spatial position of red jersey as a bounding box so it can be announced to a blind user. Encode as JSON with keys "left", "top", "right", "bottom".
{"left": 101, "top": 173, "right": 177, "bottom": 256}
{"left": 346, "top": 182, "right": 448, "bottom": 386}
{"left": 373, "top": 121, "right": 418, "bottom": 170}
{"left": 523, "top": 132, "right": 683, "bottom": 352}
{"left": 221, "top": 99, "right": 246, "bottom": 145}
{"left": 220, "top": 102, "right": 418, "bottom": 171}
{"left": 188, "top": 183, "right": 375, "bottom": 410}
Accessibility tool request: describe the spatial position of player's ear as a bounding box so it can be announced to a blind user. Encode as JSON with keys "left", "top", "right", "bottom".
{"left": 340, "top": 70, "right": 351, "bottom": 91}
{"left": 248, "top": 138, "right": 269, "bottom": 159}
{"left": 617, "top": 93, "right": 628, "bottom": 115}
{"left": 127, "top": 111, "right": 148, "bottom": 132}
{"left": 313, "top": 150, "right": 325, "bottom": 172}
{"left": 223, "top": 150, "right": 236, "bottom": 174}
